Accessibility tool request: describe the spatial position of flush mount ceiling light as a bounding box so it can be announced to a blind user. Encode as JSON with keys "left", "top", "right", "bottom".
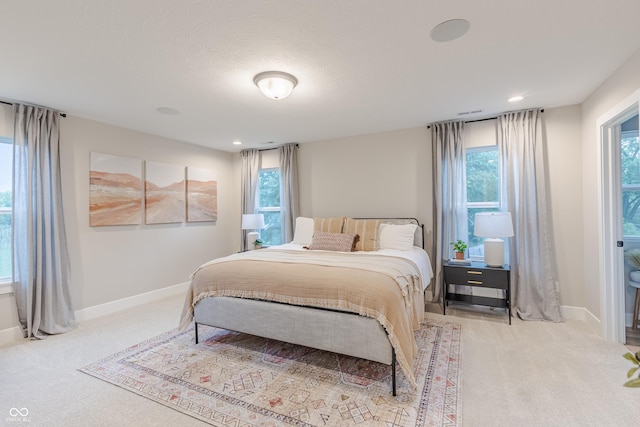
{"left": 430, "top": 19, "right": 470, "bottom": 42}
{"left": 155, "top": 107, "right": 180, "bottom": 115}
{"left": 508, "top": 96, "right": 524, "bottom": 103}
{"left": 253, "top": 71, "right": 298, "bottom": 100}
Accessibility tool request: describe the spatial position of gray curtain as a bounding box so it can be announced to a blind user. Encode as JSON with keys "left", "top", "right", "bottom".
{"left": 240, "top": 149, "right": 260, "bottom": 251}
{"left": 278, "top": 143, "right": 300, "bottom": 244}
{"left": 431, "top": 121, "right": 468, "bottom": 304}
{"left": 497, "top": 109, "right": 562, "bottom": 322}
{"left": 12, "top": 104, "right": 75, "bottom": 339}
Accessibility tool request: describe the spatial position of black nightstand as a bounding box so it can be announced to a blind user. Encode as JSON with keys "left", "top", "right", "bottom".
{"left": 442, "top": 261, "right": 511, "bottom": 325}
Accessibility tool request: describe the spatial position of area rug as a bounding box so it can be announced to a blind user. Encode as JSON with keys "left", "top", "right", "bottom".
{"left": 80, "top": 318, "right": 461, "bottom": 426}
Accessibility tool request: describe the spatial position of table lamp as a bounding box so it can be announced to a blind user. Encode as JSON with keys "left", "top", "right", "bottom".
{"left": 474, "top": 212, "right": 514, "bottom": 267}
{"left": 242, "top": 214, "right": 265, "bottom": 250}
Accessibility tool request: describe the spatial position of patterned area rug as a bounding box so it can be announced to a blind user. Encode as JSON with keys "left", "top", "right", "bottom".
{"left": 80, "top": 318, "right": 461, "bottom": 426}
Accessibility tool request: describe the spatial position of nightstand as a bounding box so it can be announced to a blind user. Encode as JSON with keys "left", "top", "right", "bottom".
{"left": 442, "top": 261, "right": 511, "bottom": 325}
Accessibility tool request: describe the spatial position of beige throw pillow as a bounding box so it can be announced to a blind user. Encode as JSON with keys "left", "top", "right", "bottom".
{"left": 344, "top": 218, "right": 381, "bottom": 251}
{"left": 313, "top": 217, "right": 346, "bottom": 234}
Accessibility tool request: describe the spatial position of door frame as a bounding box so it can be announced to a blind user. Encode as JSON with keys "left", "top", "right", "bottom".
{"left": 597, "top": 89, "right": 640, "bottom": 342}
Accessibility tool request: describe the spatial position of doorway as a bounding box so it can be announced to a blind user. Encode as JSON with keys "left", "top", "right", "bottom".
{"left": 619, "top": 114, "right": 640, "bottom": 345}
{"left": 598, "top": 91, "right": 640, "bottom": 344}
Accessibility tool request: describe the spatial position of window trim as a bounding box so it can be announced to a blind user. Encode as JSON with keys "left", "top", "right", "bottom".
{"left": 256, "top": 167, "right": 282, "bottom": 246}
{"left": 466, "top": 145, "right": 500, "bottom": 261}
{"left": 0, "top": 137, "right": 13, "bottom": 289}
{"left": 621, "top": 129, "right": 640, "bottom": 238}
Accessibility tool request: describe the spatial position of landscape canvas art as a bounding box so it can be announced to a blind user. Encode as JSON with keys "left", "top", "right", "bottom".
{"left": 186, "top": 167, "right": 217, "bottom": 223}
{"left": 145, "top": 161, "right": 185, "bottom": 224}
{"left": 89, "top": 153, "right": 143, "bottom": 226}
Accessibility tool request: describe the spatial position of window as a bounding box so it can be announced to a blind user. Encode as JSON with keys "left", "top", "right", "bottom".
{"left": 466, "top": 146, "right": 499, "bottom": 258}
{"left": 0, "top": 137, "right": 12, "bottom": 283}
{"left": 257, "top": 168, "right": 282, "bottom": 246}
{"left": 621, "top": 115, "right": 640, "bottom": 238}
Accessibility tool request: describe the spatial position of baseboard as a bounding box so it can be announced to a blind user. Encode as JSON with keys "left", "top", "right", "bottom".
{"left": 560, "top": 304, "right": 601, "bottom": 334}
{"left": 74, "top": 282, "right": 190, "bottom": 323}
{"left": 0, "top": 282, "right": 189, "bottom": 347}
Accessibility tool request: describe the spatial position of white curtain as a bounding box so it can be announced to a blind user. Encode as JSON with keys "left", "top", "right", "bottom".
{"left": 431, "top": 121, "right": 468, "bottom": 304}
{"left": 497, "top": 109, "right": 562, "bottom": 322}
{"left": 278, "top": 143, "right": 300, "bottom": 244}
{"left": 240, "top": 149, "right": 260, "bottom": 251}
{"left": 12, "top": 104, "right": 75, "bottom": 339}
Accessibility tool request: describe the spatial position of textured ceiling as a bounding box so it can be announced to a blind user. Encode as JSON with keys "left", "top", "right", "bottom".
{"left": 1, "top": 0, "right": 640, "bottom": 152}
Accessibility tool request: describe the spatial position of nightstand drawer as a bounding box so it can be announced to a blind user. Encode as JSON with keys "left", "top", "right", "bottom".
{"left": 443, "top": 266, "right": 509, "bottom": 289}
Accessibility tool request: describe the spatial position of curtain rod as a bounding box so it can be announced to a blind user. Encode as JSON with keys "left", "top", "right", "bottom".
{"left": 427, "top": 109, "right": 544, "bottom": 129}
{"left": 0, "top": 99, "right": 67, "bottom": 117}
{"left": 253, "top": 143, "right": 299, "bottom": 152}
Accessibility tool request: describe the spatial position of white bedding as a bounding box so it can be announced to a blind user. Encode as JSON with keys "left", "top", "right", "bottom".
{"left": 263, "top": 243, "right": 433, "bottom": 291}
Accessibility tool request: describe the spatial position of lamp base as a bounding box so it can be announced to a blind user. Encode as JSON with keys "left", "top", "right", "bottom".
{"left": 247, "top": 231, "right": 259, "bottom": 251}
{"left": 483, "top": 238, "right": 505, "bottom": 267}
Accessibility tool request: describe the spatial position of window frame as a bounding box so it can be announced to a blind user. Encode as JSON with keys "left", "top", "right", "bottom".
{"left": 621, "top": 128, "right": 640, "bottom": 241}
{"left": 465, "top": 145, "right": 500, "bottom": 261}
{"left": 0, "top": 136, "right": 13, "bottom": 293}
{"left": 256, "top": 167, "right": 282, "bottom": 246}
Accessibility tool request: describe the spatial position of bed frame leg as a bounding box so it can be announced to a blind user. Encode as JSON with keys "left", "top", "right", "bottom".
{"left": 392, "top": 349, "right": 397, "bottom": 396}
{"left": 194, "top": 322, "right": 199, "bottom": 344}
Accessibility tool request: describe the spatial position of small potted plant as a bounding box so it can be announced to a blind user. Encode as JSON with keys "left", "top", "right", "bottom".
{"left": 451, "top": 240, "right": 467, "bottom": 260}
{"left": 253, "top": 239, "right": 263, "bottom": 249}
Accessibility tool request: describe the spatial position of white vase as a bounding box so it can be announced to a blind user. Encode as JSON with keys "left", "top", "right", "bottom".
{"left": 630, "top": 270, "right": 640, "bottom": 282}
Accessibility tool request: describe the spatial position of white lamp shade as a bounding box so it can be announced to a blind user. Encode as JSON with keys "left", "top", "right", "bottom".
{"left": 474, "top": 212, "right": 514, "bottom": 267}
{"left": 474, "top": 212, "right": 514, "bottom": 238}
{"left": 254, "top": 71, "right": 298, "bottom": 100}
{"left": 242, "top": 214, "right": 265, "bottom": 230}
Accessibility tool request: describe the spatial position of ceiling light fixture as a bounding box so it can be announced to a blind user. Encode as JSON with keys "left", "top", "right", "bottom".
{"left": 430, "top": 19, "right": 470, "bottom": 42}
{"left": 156, "top": 107, "right": 180, "bottom": 115}
{"left": 232, "top": 141, "right": 242, "bottom": 146}
{"left": 253, "top": 71, "right": 298, "bottom": 100}
{"left": 508, "top": 96, "right": 524, "bottom": 103}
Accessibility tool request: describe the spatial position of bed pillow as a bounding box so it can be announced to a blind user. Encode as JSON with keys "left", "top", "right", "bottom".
{"left": 379, "top": 223, "right": 418, "bottom": 251}
{"left": 344, "top": 218, "right": 381, "bottom": 251}
{"left": 292, "top": 217, "right": 315, "bottom": 245}
{"left": 308, "top": 231, "right": 359, "bottom": 252}
{"left": 313, "top": 217, "right": 346, "bottom": 234}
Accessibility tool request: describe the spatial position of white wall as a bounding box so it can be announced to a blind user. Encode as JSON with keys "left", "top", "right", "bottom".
{"left": 544, "top": 106, "right": 584, "bottom": 309}
{"left": 297, "top": 126, "right": 433, "bottom": 250}
{"left": 581, "top": 48, "right": 640, "bottom": 319}
{"left": 295, "top": 115, "right": 585, "bottom": 314}
{"left": 0, "top": 113, "right": 239, "bottom": 333}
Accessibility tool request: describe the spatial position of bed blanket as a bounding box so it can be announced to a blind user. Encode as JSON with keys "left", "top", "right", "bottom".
{"left": 179, "top": 249, "right": 426, "bottom": 390}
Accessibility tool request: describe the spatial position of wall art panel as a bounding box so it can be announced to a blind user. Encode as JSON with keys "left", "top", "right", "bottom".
{"left": 186, "top": 167, "right": 217, "bottom": 223}
{"left": 145, "top": 161, "right": 185, "bottom": 224}
{"left": 89, "top": 152, "right": 143, "bottom": 226}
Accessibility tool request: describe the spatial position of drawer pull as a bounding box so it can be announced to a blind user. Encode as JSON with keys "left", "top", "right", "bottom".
{"left": 467, "top": 270, "right": 483, "bottom": 275}
{"left": 468, "top": 280, "right": 483, "bottom": 285}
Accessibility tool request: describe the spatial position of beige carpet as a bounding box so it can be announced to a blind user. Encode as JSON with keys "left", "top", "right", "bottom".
{"left": 2, "top": 294, "right": 640, "bottom": 426}
{"left": 79, "top": 320, "right": 462, "bottom": 426}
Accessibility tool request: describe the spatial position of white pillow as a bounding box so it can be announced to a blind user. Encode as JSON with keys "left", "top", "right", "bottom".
{"left": 379, "top": 223, "right": 417, "bottom": 251}
{"left": 292, "top": 217, "right": 315, "bottom": 245}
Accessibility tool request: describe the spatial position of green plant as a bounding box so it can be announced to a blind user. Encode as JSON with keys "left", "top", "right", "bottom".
{"left": 623, "top": 351, "right": 640, "bottom": 387}
{"left": 625, "top": 249, "right": 640, "bottom": 270}
{"left": 253, "top": 239, "right": 263, "bottom": 246}
{"left": 451, "top": 240, "right": 467, "bottom": 253}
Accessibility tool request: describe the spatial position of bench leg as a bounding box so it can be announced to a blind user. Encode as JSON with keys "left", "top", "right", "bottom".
{"left": 194, "top": 322, "right": 199, "bottom": 344}
{"left": 634, "top": 289, "right": 640, "bottom": 330}
{"left": 392, "top": 350, "right": 397, "bottom": 396}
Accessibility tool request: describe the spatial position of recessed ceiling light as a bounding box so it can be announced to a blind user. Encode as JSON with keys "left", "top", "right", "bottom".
{"left": 156, "top": 107, "right": 180, "bottom": 115}
{"left": 232, "top": 141, "right": 242, "bottom": 145}
{"left": 430, "top": 19, "right": 470, "bottom": 42}
{"left": 508, "top": 96, "right": 524, "bottom": 103}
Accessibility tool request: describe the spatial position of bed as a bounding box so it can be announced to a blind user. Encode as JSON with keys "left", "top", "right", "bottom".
{"left": 179, "top": 217, "right": 433, "bottom": 395}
